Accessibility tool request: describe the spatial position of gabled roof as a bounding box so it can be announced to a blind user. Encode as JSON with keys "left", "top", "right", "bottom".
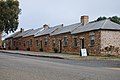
{"left": 71, "top": 20, "right": 120, "bottom": 34}
{"left": 14, "top": 29, "right": 33, "bottom": 38}
{"left": 5, "top": 31, "right": 21, "bottom": 39}
{"left": 34, "top": 24, "right": 63, "bottom": 37}
{"left": 23, "top": 28, "right": 43, "bottom": 37}
{"left": 51, "top": 23, "right": 81, "bottom": 35}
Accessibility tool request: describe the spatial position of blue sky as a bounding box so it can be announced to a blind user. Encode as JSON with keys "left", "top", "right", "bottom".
{"left": 18, "top": 0, "right": 120, "bottom": 30}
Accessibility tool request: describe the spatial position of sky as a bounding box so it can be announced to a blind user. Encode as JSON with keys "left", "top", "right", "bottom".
{"left": 18, "top": 0, "right": 120, "bottom": 30}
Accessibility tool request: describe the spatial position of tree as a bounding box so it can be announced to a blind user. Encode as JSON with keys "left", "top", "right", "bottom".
{"left": 96, "top": 16, "right": 107, "bottom": 21}
{"left": 93, "top": 16, "right": 120, "bottom": 24}
{"left": 0, "top": 0, "right": 21, "bottom": 34}
{"left": 109, "top": 16, "right": 120, "bottom": 24}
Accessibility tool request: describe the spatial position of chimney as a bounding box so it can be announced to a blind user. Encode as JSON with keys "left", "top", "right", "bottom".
{"left": 81, "top": 15, "right": 89, "bottom": 26}
{"left": 43, "top": 24, "right": 49, "bottom": 30}
{"left": 20, "top": 28, "right": 24, "bottom": 32}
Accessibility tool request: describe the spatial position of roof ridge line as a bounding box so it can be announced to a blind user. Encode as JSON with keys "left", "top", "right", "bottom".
{"left": 101, "top": 20, "right": 108, "bottom": 29}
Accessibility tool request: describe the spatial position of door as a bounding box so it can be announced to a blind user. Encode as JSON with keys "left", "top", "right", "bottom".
{"left": 40, "top": 40, "right": 42, "bottom": 49}
{"left": 59, "top": 40, "right": 62, "bottom": 53}
{"left": 81, "top": 38, "right": 84, "bottom": 49}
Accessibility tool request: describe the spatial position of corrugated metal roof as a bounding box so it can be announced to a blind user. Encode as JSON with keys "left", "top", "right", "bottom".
{"left": 71, "top": 20, "right": 120, "bottom": 34}
{"left": 23, "top": 28, "right": 43, "bottom": 37}
{"left": 6, "top": 20, "right": 120, "bottom": 39}
{"left": 14, "top": 29, "right": 33, "bottom": 38}
{"left": 34, "top": 24, "right": 63, "bottom": 37}
{"left": 51, "top": 23, "right": 81, "bottom": 35}
{"left": 5, "top": 31, "right": 21, "bottom": 39}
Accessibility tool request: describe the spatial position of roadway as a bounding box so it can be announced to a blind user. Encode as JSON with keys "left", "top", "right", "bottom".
{"left": 0, "top": 52, "right": 120, "bottom": 80}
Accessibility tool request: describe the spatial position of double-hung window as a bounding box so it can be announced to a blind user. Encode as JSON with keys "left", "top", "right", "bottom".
{"left": 74, "top": 38, "right": 78, "bottom": 47}
{"left": 64, "top": 37, "right": 68, "bottom": 46}
{"left": 30, "top": 39, "right": 32, "bottom": 47}
{"left": 36, "top": 40, "right": 38, "bottom": 47}
{"left": 90, "top": 35, "right": 95, "bottom": 46}
{"left": 44, "top": 39, "right": 48, "bottom": 46}
{"left": 52, "top": 40, "right": 55, "bottom": 48}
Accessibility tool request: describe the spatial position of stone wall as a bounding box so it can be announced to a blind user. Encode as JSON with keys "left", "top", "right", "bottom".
{"left": 50, "top": 31, "right": 101, "bottom": 55}
{"left": 5, "top": 30, "right": 120, "bottom": 56}
{"left": 50, "top": 33, "right": 79, "bottom": 54}
{"left": 101, "top": 30, "right": 120, "bottom": 56}
{"left": 34, "top": 35, "right": 52, "bottom": 52}
{"left": 75, "top": 31, "right": 101, "bottom": 55}
{"left": 19, "top": 36, "right": 35, "bottom": 51}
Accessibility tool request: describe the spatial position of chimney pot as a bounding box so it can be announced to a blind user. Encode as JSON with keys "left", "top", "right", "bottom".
{"left": 20, "top": 28, "right": 24, "bottom": 32}
{"left": 43, "top": 24, "right": 49, "bottom": 30}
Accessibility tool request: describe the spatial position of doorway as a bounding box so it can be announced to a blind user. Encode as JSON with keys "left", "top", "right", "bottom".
{"left": 40, "top": 41, "right": 42, "bottom": 48}
{"left": 81, "top": 38, "right": 84, "bottom": 49}
{"left": 59, "top": 40, "right": 62, "bottom": 53}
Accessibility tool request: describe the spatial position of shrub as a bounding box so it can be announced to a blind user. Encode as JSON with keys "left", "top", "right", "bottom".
{"left": 27, "top": 47, "right": 30, "bottom": 51}
{"left": 40, "top": 48, "right": 43, "bottom": 52}
{"left": 54, "top": 48, "right": 58, "bottom": 53}
{"left": 8, "top": 47, "right": 11, "bottom": 50}
{"left": 16, "top": 47, "right": 18, "bottom": 50}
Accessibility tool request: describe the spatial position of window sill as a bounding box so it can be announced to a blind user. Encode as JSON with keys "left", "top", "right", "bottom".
{"left": 36, "top": 46, "right": 39, "bottom": 48}
{"left": 29, "top": 45, "right": 32, "bottom": 47}
{"left": 44, "top": 45, "right": 47, "bottom": 47}
{"left": 74, "top": 46, "right": 78, "bottom": 49}
{"left": 89, "top": 45, "right": 94, "bottom": 47}
{"left": 63, "top": 45, "right": 68, "bottom": 47}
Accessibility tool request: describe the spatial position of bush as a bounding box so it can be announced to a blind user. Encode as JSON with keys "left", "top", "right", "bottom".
{"left": 39, "top": 48, "right": 43, "bottom": 52}
{"left": 8, "top": 47, "right": 11, "bottom": 50}
{"left": 16, "top": 47, "right": 18, "bottom": 50}
{"left": 54, "top": 48, "right": 58, "bottom": 53}
{"left": 27, "top": 47, "right": 30, "bottom": 51}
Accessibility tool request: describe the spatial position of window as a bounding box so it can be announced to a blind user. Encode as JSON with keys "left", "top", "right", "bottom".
{"left": 52, "top": 40, "right": 55, "bottom": 48}
{"left": 30, "top": 39, "right": 32, "bottom": 46}
{"left": 16, "top": 42, "right": 18, "bottom": 47}
{"left": 64, "top": 37, "right": 68, "bottom": 46}
{"left": 8, "top": 41, "right": 11, "bottom": 47}
{"left": 40, "top": 40, "right": 42, "bottom": 48}
{"left": 8, "top": 39, "right": 12, "bottom": 47}
{"left": 90, "top": 35, "right": 95, "bottom": 46}
{"left": 23, "top": 41, "right": 25, "bottom": 47}
{"left": 74, "top": 38, "right": 78, "bottom": 47}
{"left": 19, "top": 42, "right": 21, "bottom": 45}
{"left": 44, "top": 39, "right": 48, "bottom": 46}
{"left": 26, "top": 41, "right": 29, "bottom": 47}
{"left": 36, "top": 40, "right": 38, "bottom": 47}
{"left": 13, "top": 41, "right": 15, "bottom": 46}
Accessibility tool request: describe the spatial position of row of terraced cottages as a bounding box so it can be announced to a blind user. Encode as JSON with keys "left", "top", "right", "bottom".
{"left": 5, "top": 16, "right": 120, "bottom": 56}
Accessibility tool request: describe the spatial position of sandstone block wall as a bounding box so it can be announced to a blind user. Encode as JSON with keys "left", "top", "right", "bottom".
{"left": 101, "top": 30, "right": 120, "bottom": 56}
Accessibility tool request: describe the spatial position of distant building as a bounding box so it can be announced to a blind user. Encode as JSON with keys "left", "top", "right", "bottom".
{"left": 5, "top": 16, "right": 120, "bottom": 56}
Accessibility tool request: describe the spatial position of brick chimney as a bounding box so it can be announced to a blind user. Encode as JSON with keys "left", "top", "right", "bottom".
{"left": 43, "top": 24, "right": 49, "bottom": 30}
{"left": 20, "top": 28, "right": 24, "bottom": 32}
{"left": 81, "top": 15, "right": 89, "bottom": 26}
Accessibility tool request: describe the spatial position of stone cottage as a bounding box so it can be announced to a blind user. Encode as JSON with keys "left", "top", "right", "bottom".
{"left": 50, "top": 16, "right": 120, "bottom": 56}
{"left": 5, "top": 30, "right": 21, "bottom": 50}
{"left": 34, "top": 24, "right": 63, "bottom": 52}
{"left": 5, "top": 16, "right": 120, "bottom": 56}
{"left": 71, "top": 19, "right": 120, "bottom": 56}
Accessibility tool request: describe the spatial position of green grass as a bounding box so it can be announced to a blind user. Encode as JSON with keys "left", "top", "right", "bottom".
{"left": 67, "top": 56, "right": 120, "bottom": 60}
